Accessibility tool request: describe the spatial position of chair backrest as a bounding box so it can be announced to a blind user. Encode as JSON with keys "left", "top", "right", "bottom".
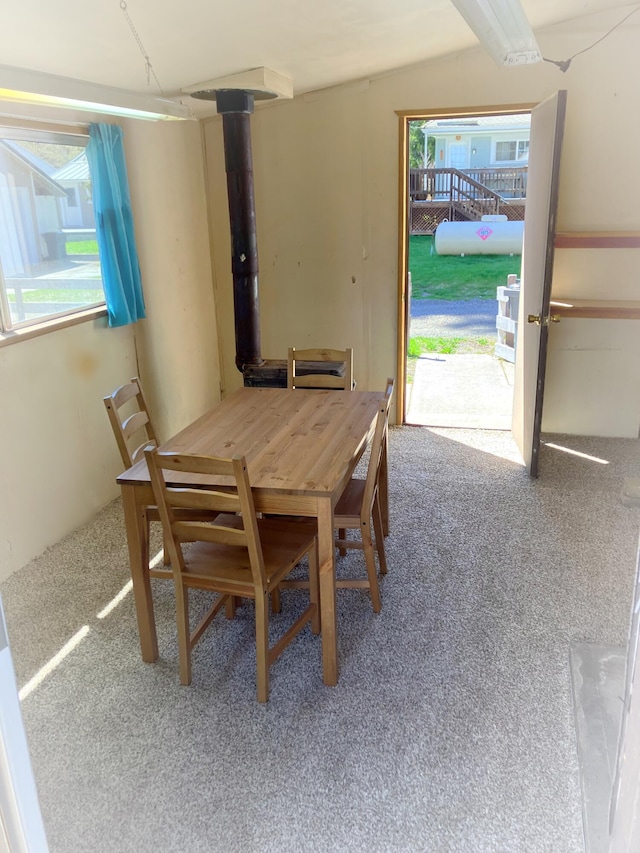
{"left": 381, "top": 376, "right": 394, "bottom": 453}
{"left": 384, "top": 377, "right": 394, "bottom": 402}
{"left": 144, "top": 448, "right": 267, "bottom": 589}
{"left": 361, "top": 379, "right": 395, "bottom": 521}
{"left": 104, "top": 377, "right": 159, "bottom": 468}
{"left": 287, "top": 347, "right": 354, "bottom": 390}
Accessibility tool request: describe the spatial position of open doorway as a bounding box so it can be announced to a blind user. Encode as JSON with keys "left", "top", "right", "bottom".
{"left": 396, "top": 105, "right": 533, "bottom": 429}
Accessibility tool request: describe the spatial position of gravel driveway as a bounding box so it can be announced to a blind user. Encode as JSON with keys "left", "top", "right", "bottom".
{"left": 410, "top": 298, "right": 497, "bottom": 338}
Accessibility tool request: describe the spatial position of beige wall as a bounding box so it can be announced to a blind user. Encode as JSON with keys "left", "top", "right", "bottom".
{"left": 204, "top": 7, "right": 640, "bottom": 435}
{"left": 123, "top": 119, "right": 221, "bottom": 441}
{"left": 0, "top": 118, "right": 219, "bottom": 582}
{"left": 0, "top": 319, "right": 136, "bottom": 583}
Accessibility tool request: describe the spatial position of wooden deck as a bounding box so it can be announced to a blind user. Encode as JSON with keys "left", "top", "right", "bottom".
{"left": 409, "top": 167, "right": 527, "bottom": 235}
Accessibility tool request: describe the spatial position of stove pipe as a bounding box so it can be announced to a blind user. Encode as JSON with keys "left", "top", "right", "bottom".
{"left": 215, "top": 89, "right": 262, "bottom": 372}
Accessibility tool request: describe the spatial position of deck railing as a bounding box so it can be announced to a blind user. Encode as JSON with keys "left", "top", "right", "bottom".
{"left": 410, "top": 166, "right": 528, "bottom": 201}
{"left": 409, "top": 167, "right": 527, "bottom": 235}
{"left": 5, "top": 277, "right": 103, "bottom": 324}
{"left": 464, "top": 167, "right": 528, "bottom": 198}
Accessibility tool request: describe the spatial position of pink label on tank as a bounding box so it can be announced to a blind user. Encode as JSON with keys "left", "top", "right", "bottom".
{"left": 476, "top": 226, "right": 493, "bottom": 241}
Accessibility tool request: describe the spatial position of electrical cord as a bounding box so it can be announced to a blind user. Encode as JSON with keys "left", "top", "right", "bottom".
{"left": 543, "top": 5, "right": 640, "bottom": 72}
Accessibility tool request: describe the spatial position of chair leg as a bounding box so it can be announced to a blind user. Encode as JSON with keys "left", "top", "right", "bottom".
{"left": 176, "top": 583, "right": 192, "bottom": 685}
{"left": 372, "top": 494, "right": 388, "bottom": 576}
{"left": 361, "top": 522, "right": 382, "bottom": 614}
{"left": 308, "top": 542, "right": 320, "bottom": 635}
{"left": 225, "top": 596, "right": 237, "bottom": 619}
{"left": 255, "top": 591, "right": 270, "bottom": 703}
{"left": 271, "top": 587, "right": 282, "bottom": 613}
{"left": 338, "top": 528, "right": 347, "bottom": 556}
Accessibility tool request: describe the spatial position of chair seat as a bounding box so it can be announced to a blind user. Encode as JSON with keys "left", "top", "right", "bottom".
{"left": 183, "top": 515, "right": 316, "bottom": 593}
{"left": 334, "top": 477, "right": 366, "bottom": 524}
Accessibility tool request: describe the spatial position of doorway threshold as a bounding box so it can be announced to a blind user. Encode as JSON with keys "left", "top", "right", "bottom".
{"left": 406, "top": 353, "right": 514, "bottom": 429}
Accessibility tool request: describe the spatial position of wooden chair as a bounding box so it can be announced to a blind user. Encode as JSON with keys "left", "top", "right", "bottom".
{"left": 287, "top": 347, "right": 354, "bottom": 390}
{"left": 334, "top": 378, "right": 395, "bottom": 612}
{"left": 145, "top": 447, "right": 319, "bottom": 702}
{"left": 279, "top": 379, "right": 394, "bottom": 613}
{"left": 103, "top": 377, "right": 159, "bottom": 469}
{"left": 379, "top": 376, "right": 394, "bottom": 537}
{"left": 103, "top": 377, "right": 216, "bottom": 576}
{"left": 104, "top": 377, "right": 173, "bottom": 578}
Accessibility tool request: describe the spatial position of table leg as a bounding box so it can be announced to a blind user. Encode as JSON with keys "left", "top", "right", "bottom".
{"left": 121, "top": 485, "right": 158, "bottom": 662}
{"left": 317, "top": 497, "right": 338, "bottom": 685}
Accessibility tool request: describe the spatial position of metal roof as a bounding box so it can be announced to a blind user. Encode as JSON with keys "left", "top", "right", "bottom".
{"left": 424, "top": 114, "right": 531, "bottom": 134}
{"left": 0, "top": 140, "right": 66, "bottom": 196}
{"left": 52, "top": 151, "right": 90, "bottom": 182}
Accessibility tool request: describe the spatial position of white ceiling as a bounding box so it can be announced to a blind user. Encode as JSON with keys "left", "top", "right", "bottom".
{"left": 0, "top": 0, "right": 627, "bottom": 117}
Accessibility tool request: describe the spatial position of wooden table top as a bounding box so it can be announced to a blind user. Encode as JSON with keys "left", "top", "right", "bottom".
{"left": 117, "top": 387, "right": 384, "bottom": 499}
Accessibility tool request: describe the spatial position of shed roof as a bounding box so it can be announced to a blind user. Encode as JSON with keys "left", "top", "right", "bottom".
{"left": 0, "top": 140, "right": 66, "bottom": 196}
{"left": 423, "top": 114, "right": 531, "bottom": 135}
{"left": 52, "top": 152, "right": 90, "bottom": 182}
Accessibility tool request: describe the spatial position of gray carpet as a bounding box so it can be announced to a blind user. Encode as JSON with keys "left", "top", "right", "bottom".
{"left": 2, "top": 426, "right": 640, "bottom": 853}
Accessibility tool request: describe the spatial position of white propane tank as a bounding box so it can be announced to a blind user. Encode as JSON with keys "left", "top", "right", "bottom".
{"left": 434, "top": 219, "right": 524, "bottom": 255}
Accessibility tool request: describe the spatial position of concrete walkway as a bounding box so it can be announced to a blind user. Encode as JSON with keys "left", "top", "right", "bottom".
{"left": 406, "top": 353, "right": 514, "bottom": 430}
{"left": 407, "top": 298, "right": 514, "bottom": 430}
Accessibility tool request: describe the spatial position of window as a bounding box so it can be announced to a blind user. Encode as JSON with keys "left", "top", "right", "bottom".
{"left": 495, "top": 139, "right": 529, "bottom": 162}
{"left": 0, "top": 127, "right": 105, "bottom": 332}
{"left": 63, "top": 187, "right": 78, "bottom": 208}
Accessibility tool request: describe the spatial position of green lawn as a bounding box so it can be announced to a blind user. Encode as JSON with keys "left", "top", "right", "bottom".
{"left": 406, "top": 234, "right": 513, "bottom": 376}
{"left": 408, "top": 335, "right": 494, "bottom": 357}
{"left": 409, "top": 235, "right": 520, "bottom": 300}
{"left": 8, "top": 288, "right": 104, "bottom": 303}
{"left": 66, "top": 240, "right": 99, "bottom": 254}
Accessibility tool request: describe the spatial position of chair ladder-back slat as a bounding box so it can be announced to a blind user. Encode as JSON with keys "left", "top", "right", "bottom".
{"left": 287, "top": 347, "right": 354, "bottom": 390}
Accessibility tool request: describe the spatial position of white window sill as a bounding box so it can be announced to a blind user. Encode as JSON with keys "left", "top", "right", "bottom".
{"left": 0, "top": 305, "right": 108, "bottom": 349}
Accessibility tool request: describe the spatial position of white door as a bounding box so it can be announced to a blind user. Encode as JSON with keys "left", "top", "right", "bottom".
{"left": 448, "top": 143, "right": 467, "bottom": 169}
{"left": 609, "top": 533, "right": 640, "bottom": 852}
{"left": 0, "top": 598, "right": 49, "bottom": 852}
{"left": 512, "top": 91, "right": 567, "bottom": 476}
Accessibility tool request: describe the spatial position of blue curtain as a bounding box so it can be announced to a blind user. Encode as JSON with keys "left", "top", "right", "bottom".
{"left": 86, "top": 123, "right": 145, "bottom": 327}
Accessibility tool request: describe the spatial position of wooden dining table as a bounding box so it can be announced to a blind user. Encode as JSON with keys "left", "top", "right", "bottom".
{"left": 116, "top": 386, "right": 386, "bottom": 686}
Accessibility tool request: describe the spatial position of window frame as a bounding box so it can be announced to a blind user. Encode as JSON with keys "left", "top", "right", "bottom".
{"left": 0, "top": 124, "right": 106, "bottom": 337}
{"left": 494, "top": 137, "right": 530, "bottom": 164}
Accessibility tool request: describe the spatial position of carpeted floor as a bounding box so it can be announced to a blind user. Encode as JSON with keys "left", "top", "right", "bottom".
{"left": 2, "top": 426, "right": 639, "bottom": 853}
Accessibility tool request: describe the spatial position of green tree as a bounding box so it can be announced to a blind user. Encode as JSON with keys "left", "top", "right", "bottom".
{"left": 18, "top": 141, "right": 84, "bottom": 168}
{"left": 409, "top": 121, "right": 435, "bottom": 169}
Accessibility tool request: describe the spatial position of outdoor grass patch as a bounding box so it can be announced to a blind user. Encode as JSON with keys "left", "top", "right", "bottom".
{"left": 408, "top": 336, "right": 463, "bottom": 356}
{"left": 408, "top": 335, "right": 495, "bottom": 357}
{"left": 8, "top": 288, "right": 103, "bottom": 303}
{"left": 66, "top": 240, "right": 99, "bottom": 254}
{"left": 409, "top": 235, "right": 520, "bottom": 300}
